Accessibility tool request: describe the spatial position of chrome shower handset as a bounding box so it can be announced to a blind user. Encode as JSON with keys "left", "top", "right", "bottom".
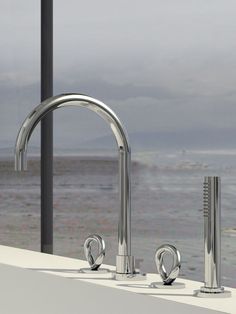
{"left": 195, "top": 177, "right": 231, "bottom": 298}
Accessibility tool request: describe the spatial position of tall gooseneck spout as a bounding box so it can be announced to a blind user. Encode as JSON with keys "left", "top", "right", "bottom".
{"left": 15, "top": 93, "right": 135, "bottom": 276}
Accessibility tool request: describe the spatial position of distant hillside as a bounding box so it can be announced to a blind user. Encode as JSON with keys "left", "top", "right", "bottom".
{"left": 1, "top": 128, "right": 236, "bottom": 156}
{"left": 79, "top": 128, "right": 236, "bottom": 152}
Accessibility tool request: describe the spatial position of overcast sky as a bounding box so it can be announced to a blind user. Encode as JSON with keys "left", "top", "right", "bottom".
{"left": 1, "top": 0, "right": 236, "bottom": 151}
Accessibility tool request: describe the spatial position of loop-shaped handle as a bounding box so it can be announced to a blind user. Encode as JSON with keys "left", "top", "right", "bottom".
{"left": 84, "top": 234, "right": 105, "bottom": 270}
{"left": 155, "top": 244, "right": 181, "bottom": 285}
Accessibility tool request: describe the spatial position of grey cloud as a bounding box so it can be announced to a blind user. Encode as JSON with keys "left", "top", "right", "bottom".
{"left": 54, "top": 78, "right": 175, "bottom": 101}
{"left": 1, "top": 73, "right": 236, "bottom": 151}
{"left": 1, "top": 0, "right": 236, "bottom": 151}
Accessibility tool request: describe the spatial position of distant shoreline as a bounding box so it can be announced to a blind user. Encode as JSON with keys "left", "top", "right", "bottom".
{"left": 0, "top": 154, "right": 118, "bottom": 161}
{"left": 2, "top": 148, "right": 236, "bottom": 159}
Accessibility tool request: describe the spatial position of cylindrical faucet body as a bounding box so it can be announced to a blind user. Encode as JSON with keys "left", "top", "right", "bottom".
{"left": 201, "top": 176, "right": 223, "bottom": 293}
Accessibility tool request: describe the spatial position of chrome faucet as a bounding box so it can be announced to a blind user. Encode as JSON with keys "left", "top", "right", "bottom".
{"left": 202, "top": 176, "right": 222, "bottom": 294}
{"left": 195, "top": 176, "right": 231, "bottom": 297}
{"left": 15, "top": 93, "right": 145, "bottom": 280}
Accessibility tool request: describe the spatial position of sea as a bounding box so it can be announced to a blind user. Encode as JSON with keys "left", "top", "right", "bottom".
{"left": 0, "top": 149, "right": 235, "bottom": 287}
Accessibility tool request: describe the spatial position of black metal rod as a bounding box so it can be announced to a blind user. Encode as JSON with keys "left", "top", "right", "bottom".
{"left": 41, "top": 0, "right": 53, "bottom": 253}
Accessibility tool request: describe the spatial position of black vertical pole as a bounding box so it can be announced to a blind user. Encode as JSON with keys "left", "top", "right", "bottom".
{"left": 41, "top": 0, "right": 53, "bottom": 253}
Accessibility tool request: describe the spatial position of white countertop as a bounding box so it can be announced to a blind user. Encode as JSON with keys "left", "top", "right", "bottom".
{"left": 0, "top": 245, "right": 234, "bottom": 314}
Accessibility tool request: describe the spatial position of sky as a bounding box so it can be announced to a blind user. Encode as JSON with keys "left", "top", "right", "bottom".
{"left": 1, "top": 0, "right": 236, "bottom": 152}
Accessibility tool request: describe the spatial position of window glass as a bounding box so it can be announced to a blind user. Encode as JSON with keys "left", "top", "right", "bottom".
{"left": 1, "top": 0, "right": 236, "bottom": 287}
{"left": 0, "top": 1, "right": 40, "bottom": 250}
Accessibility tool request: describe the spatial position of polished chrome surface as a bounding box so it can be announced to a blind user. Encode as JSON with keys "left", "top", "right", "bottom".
{"left": 196, "top": 176, "right": 231, "bottom": 297}
{"left": 155, "top": 244, "right": 181, "bottom": 285}
{"left": 14, "top": 93, "right": 136, "bottom": 276}
{"left": 201, "top": 176, "right": 222, "bottom": 294}
{"left": 84, "top": 234, "right": 105, "bottom": 270}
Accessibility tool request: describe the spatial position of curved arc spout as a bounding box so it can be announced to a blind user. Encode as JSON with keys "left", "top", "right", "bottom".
{"left": 15, "top": 93, "right": 133, "bottom": 275}
{"left": 15, "top": 94, "right": 130, "bottom": 167}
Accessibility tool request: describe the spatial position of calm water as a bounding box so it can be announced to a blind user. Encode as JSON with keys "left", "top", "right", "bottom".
{"left": 0, "top": 150, "right": 236, "bottom": 287}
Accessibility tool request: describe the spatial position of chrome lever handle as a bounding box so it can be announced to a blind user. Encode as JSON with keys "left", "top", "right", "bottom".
{"left": 155, "top": 244, "right": 181, "bottom": 285}
{"left": 84, "top": 234, "right": 105, "bottom": 270}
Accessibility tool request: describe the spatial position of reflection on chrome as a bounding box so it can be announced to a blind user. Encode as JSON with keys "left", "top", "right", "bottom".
{"left": 155, "top": 244, "right": 181, "bottom": 285}
{"left": 84, "top": 234, "right": 105, "bottom": 271}
{"left": 195, "top": 177, "right": 231, "bottom": 298}
{"left": 15, "top": 93, "right": 144, "bottom": 279}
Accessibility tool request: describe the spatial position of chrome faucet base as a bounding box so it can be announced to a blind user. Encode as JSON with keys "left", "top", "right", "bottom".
{"left": 114, "top": 255, "right": 146, "bottom": 280}
{"left": 194, "top": 288, "right": 231, "bottom": 298}
{"left": 116, "top": 255, "right": 135, "bottom": 274}
{"left": 114, "top": 271, "right": 147, "bottom": 281}
{"left": 115, "top": 255, "right": 146, "bottom": 280}
{"left": 200, "top": 286, "right": 224, "bottom": 294}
